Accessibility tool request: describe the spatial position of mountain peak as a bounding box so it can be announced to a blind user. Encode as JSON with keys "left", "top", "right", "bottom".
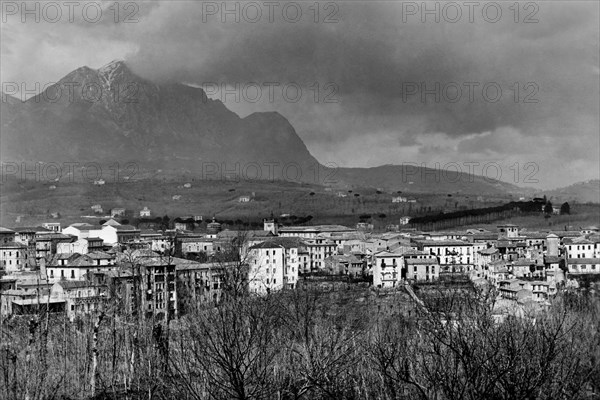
{"left": 98, "top": 59, "right": 127, "bottom": 71}
{"left": 97, "top": 59, "right": 133, "bottom": 84}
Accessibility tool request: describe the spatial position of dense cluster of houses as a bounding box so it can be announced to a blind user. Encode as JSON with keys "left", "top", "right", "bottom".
{"left": 1, "top": 216, "right": 599, "bottom": 319}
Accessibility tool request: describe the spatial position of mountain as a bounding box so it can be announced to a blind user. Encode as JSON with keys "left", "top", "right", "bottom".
{"left": 1, "top": 60, "right": 524, "bottom": 195}
{"left": 543, "top": 180, "right": 600, "bottom": 204}
{"left": 0, "top": 60, "right": 319, "bottom": 177}
{"left": 333, "top": 165, "right": 526, "bottom": 195}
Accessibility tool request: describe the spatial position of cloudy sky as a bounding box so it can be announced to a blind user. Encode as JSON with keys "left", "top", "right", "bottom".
{"left": 1, "top": 0, "right": 598, "bottom": 189}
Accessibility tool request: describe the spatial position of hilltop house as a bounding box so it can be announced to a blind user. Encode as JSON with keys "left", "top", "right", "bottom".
{"left": 111, "top": 208, "right": 126, "bottom": 217}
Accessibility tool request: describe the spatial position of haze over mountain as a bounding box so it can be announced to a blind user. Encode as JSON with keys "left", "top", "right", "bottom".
{"left": 2, "top": 60, "right": 526, "bottom": 195}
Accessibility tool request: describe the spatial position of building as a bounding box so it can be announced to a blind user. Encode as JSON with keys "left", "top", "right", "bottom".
{"left": 175, "top": 261, "right": 234, "bottom": 308}
{"left": 247, "top": 240, "right": 300, "bottom": 294}
{"left": 416, "top": 240, "right": 474, "bottom": 272}
{"left": 13, "top": 227, "right": 42, "bottom": 267}
{"left": 35, "top": 233, "right": 73, "bottom": 263}
{"left": 278, "top": 225, "right": 355, "bottom": 239}
{"left": 178, "top": 236, "right": 214, "bottom": 256}
{"left": 0, "top": 242, "right": 29, "bottom": 273}
{"left": 497, "top": 224, "right": 519, "bottom": 240}
{"left": 103, "top": 218, "right": 121, "bottom": 227}
{"left": 324, "top": 254, "right": 365, "bottom": 276}
{"left": 111, "top": 208, "right": 126, "bottom": 217}
{"left": 564, "top": 238, "right": 598, "bottom": 259}
{"left": 263, "top": 218, "right": 278, "bottom": 235}
{"left": 304, "top": 237, "right": 337, "bottom": 271}
{"left": 0, "top": 227, "right": 16, "bottom": 244}
{"left": 174, "top": 218, "right": 196, "bottom": 231}
{"left": 98, "top": 225, "right": 141, "bottom": 245}
{"left": 373, "top": 251, "right": 404, "bottom": 288}
{"left": 46, "top": 252, "right": 117, "bottom": 283}
{"left": 62, "top": 223, "right": 98, "bottom": 239}
{"left": 140, "top": 206, "right": 152, "bottom": 217}
{"left": 42, "top": 222, "right": 61, "bottom": 232}
{"left": 405, "top": 257, "right": 440, "bottom": 281}
{"left": 56, "top": 237, "right": 104, "bottom": 254}
{"left": 566, "top": 258, "right": 600, "bottom": 274}
{"left": 50, "top": 280, "right": 107, "bottom": 320}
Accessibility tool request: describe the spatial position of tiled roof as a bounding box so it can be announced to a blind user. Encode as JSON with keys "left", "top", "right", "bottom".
{"left": 406, "top": 258, "right": 438, "bottom": 265}
{"left": 55, "top": 280, "right": 97, "bottom": 289}
{"left": 0, "top": 241, "right": 28, "bottom": 249}
{"left": 113, "top": 225, "right": 139, "bottom": 231}
{"left": 418, "top": 240, "right": 471, "bottom": 246}
{"left": 567, "top": 258, "right": 600, "bottom": 264}
{"left": 87, "top": 251, "right": 114, "bottom": 260}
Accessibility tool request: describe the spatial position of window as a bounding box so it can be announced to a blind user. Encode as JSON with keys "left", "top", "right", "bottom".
{"left": 71, "top": 270, "right": 75, "bottom": 278}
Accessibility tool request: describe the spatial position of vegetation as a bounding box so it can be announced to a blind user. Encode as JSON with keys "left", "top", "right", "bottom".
{"left": 1, "top": 283, "right": 599, "bottom": 400}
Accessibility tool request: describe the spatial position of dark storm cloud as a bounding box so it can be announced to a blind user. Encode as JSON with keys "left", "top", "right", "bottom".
{"left": 2, "top": 0, "right": 598, "bottom": 187}
{"left": 124, "top": 1, "right": 597, "bottom": 139}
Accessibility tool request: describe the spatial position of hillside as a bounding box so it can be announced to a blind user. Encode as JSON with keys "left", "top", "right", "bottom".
{"left": 0, "top": 176, "right": 519, "bottom": 227}
{"left": 542, "top": 180, "right": 600, "bottom": 204}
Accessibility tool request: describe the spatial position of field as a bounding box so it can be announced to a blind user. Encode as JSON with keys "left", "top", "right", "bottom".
{"left": 0, "top": 175, "right": 517, "bottom": 228}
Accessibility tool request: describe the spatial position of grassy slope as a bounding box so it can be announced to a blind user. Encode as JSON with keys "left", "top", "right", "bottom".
{"left": 1, "top": 176, "right": 519, "bottom": 228}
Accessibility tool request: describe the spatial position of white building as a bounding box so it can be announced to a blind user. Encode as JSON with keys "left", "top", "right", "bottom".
{"left": 0, "top": 242, "right": 29, "bottom": 273}
{"left": 247, "top": 240, "right": 300, "bottom": 294}
{"left": 417, "top": 240, "right": 475, "bottom": 272}
{"left": 46, "top": 252, "right": 116, "bottom": 283}
{"left": 373, "top": 251, "right": 404, "bottom": 288}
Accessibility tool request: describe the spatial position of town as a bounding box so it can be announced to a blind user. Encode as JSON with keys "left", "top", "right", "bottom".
{"left": 1, "top": 203, "right": 599, "bottom": 320}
